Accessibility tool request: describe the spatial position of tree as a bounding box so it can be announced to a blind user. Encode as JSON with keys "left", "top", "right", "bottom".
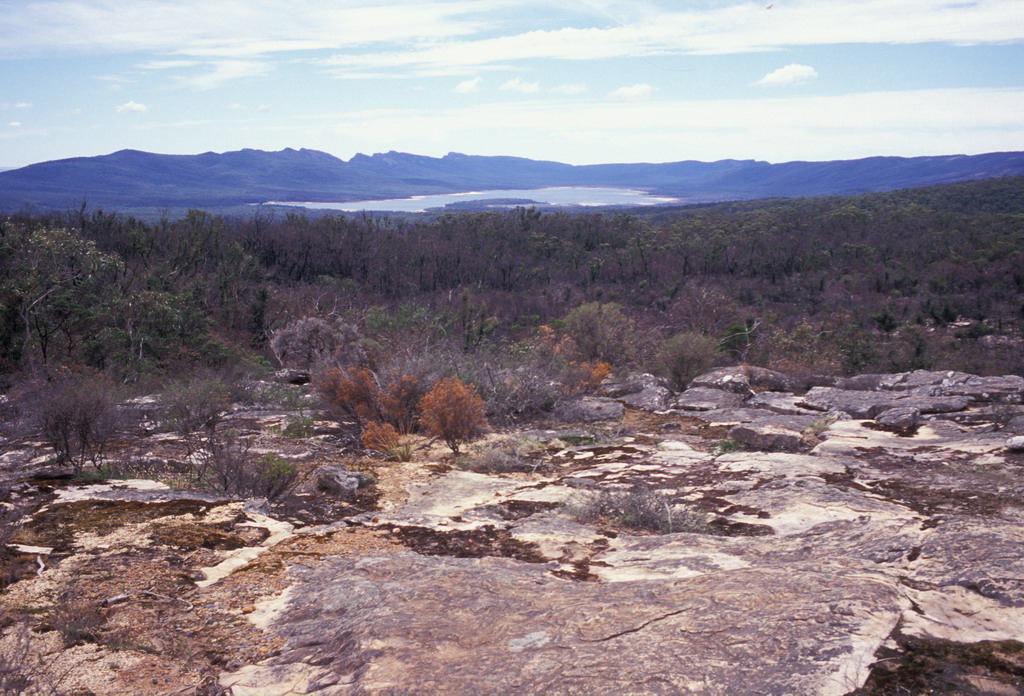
{"left": 562, "top": 301, "right": 635, "bottom": 364}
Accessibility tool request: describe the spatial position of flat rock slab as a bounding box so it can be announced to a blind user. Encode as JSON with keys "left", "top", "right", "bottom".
{"left": 222, "top": 551, "right": 905, "bottom": 696}
{"left": 801, "top": 387, "right": 969, "bottom": 419}
{"left": 671, "top": 387, "right": 747, "bottom": 412}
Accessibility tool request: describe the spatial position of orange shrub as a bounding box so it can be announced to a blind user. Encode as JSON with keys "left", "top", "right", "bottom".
{"left": 314, "top": 367, "right": 381, "bottom": 424}
{"left": 418, "top": 378, "right": 488, "bottom": 454}
{"left": 561, "top": 360, "right": 613, "bottom": 396}
{"left": 378, "top": 372, "right": 428, "bottom": 435}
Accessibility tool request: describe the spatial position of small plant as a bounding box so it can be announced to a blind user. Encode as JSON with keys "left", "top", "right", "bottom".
{"left": 361, "top": 420, "right": 415, "bottom": 462}
{"left": 567, "top": 484, "right": 711, "bottom": 534}
{"left": 654, "top": 331, "right": 718, "bottom": 390}
{"left": 460, "top": 437, "right": 547, "bottom": 474}
{"left": 712, "top": 438, "right": 745, "bottom": 455}
{"left": 280, "top": 416, "right": 315, "bottom": 438}
{"left": 418, "top": 377, "right": 488, "bottom": 454}
{"left": 203, "top": 432, "right": 299, "bottom": 500}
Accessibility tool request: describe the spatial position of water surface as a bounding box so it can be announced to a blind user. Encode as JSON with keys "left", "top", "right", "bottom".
{"left": 268, "top": 186, "right": 679, "bottom": 213}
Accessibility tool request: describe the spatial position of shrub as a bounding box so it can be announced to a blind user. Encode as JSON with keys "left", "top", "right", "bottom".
{"left": 560, "top": 360, "right": 613, "bottom": 396}
{"left": 269, "top": 316, "right": 366, "bottom": 370}
{"left": 418, "top": 377, "right": 488, "bottom": 454}
{"left": 459, "top": 436, "right": 547, "bottom": 474}
{"left": 315, "top": 366, "right": 380, "bottom": 425}
{"left": 567, "top": 484, "right": 711, "bottom": 534}
{"left": 562, "top": 302, "right": 635, "bottom": 364}
{"left": 361, "top": 420, "right": 415, "bottom": 461}
{"left": 23, "top": 370, "right": 122, "bottom": 474}
{"left": 159, "top": 378, "right": 232, "bottom": 450}
{"left": 654, "top": 331, "right": 718, "bottom": 390}
{"left": 203, "top": 432, "right": 298, "bottom": 500}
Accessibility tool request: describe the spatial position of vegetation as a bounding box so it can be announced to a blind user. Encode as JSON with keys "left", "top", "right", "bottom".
{"left": 0, "top": 175, "right": 1022, "bottom": 422}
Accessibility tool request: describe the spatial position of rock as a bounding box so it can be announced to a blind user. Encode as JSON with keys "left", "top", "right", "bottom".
{"left": 268, "top": 368, "right": 311, "bottom": 385}
{"left": 671, "top": 387, "right": 747, "bottom": 412}
{"left": 941, "top": 375, "right": 1024, "bottom": 404}
{"left": 600, "top": 372, "right": 668, "bottom": 398}
{"left": 315, "top": 465, "right": 371, "bottom": 497}
{"left": 1006, "top": 436, "right": 1024, "bottom": 451}
{"left": 800, "top": 387, "right": 969, "bottom": 419}
{"left": 833, "top": 374, "right": 888, "bottom": 391}
{"left": 220, "top": 551, "right": 905, "bottom": 696}
{"left": 616, "top": 385, "right": 673, "bottom": 411}
{"left": 553, "top": 396, "right": 624, "bottom": 423}
{"left": 745, "top": 391, "right": 813, "bottom": 415}
{"left": 728, "top": 415, "right": 819, "bottom": 452}
{"left": 876, "top": 406, "right": 921, "bottom": 428}
{"left": 1005, "top": 416, "right": 1024, "bottom": 434}
{"left": 878, "top": 370, "right": 973, "bottom": 392}
{"left": 690, "top": 365, "right": 802, "bottom": 395}
{"left": 599, "top": 373, "right": 672, "bottom": 412}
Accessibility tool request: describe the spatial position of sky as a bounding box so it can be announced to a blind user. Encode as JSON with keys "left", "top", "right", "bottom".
{"left": 1, "top": 0, "right": 1023, "bottom": 169}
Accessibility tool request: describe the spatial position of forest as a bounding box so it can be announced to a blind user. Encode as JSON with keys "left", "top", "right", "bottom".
{"left": 1, "top": 173, "right": 1023, "bottom": 419}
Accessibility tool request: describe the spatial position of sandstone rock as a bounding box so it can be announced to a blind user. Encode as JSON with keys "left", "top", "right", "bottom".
{"left": 553, "top": 396, "right": 624, "bottom": 423}
{"left": 1006, "top": 436, "right": 1024, "bottom": 451}
{"left": 745, "top": 391, "right": 813, "bottom": 415}
{"left": 833, "top": 374, "right": 888, "bottom": 391}
{"left": 671, "top": 387, "right": 746, "bottom": 412}
{"left": 800, "top": 387, "right": 968, "bottom": 419}
{"left": 878, "top": 370, "right": 973, "bottom": 392}
{"left": 616, "top": 385, "right": 672, "bottom": 411}
{"left": 876, "top": 406, "right": 921, "bottom": 428}
{"left": 268, "top": 368, "right": 311, "bottom": 385}
{"left": 1005, "top": 416, "right": 1024, "bottom": 434}
{"left": 600, "top": 372, "right": 668, "bottom": 398}
{"left": 690, "top": 365, "right": 803, "bottom": 395}
{"left": 728, "top": 415, "right": 819, "bottom": 452}
{"left": 221, "top": 551, "right": 905, "bottom": 696}
{"left": 315, "top": 465, "right": 371, "bottom": 497}
{"left": 941, "top": 375, "right": 1024, "bottom": 404}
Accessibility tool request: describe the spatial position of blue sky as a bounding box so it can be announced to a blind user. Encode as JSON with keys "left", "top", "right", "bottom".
{"left": 1, "top": 0, "right": 1022, "bottom": 168}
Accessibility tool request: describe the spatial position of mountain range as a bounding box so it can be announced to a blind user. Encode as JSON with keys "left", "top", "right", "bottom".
{"left": 2, "top": 148, "right": 1023, "bottom": 216}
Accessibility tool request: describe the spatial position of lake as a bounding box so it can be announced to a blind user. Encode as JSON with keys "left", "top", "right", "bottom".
{"left": 268, "top": 186, "right": 679, "bottom": 213}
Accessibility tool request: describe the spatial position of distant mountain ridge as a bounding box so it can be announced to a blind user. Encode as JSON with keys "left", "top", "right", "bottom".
{"left": 1, "top": 147, "right": 1023, "bottom": 214}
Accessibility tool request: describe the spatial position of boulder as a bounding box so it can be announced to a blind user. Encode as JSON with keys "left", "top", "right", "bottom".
{"left": 600, "top": 372, "right": 668, "bottom": 398}
{"left": 315, "top": 465, "right": 371, "bottom": 497}
{"left": 800, "top": 387, "right": 968, "bottom": 419}
{"left": 671, "top": 387, "right": 746, "bottom": 412}
{"left": 553, "top": 396, "right": 624, "bottom": 423}
{"left": 878, "top": 370, "right": 973, "bottom": 393}
{"left": 616, "top": 385, "right": 673, "bottom": 412}
{"left": 745, "top": 391, "right": 812, "bottom": 415}
{"left": 941, "top": 375, "right": 1024, "bottom": 404}
{"left": 728, "top": 415, "right": 820, "bottom": 452}
{"left": 876, "top": 406, "right": 921, "bottom": 428}
{"left": 690, "top": 365, "right": 803, "bottom": 395}
{"left": 1006, "top": 436, "right": 1024, "bottom": 452}
{"left": 268, "top": 368, "right": 311, "bottom": 385}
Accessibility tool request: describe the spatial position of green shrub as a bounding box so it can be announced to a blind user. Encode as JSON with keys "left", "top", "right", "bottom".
{"left": 654, "top": 331, "right": 718, "bottom": 390}
{"left": 562, "top": 302, "right": 635, "bottom": 365}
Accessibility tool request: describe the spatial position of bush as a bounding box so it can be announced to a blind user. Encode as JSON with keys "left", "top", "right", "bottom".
{"left": 418, "top": 378, "right": 488, "bottom": 454}
{"left": 562, "top": 302, "right": 635, "bottom": 365}
{"left": 654, "top": 331, "right": 718, "bottom": 390}
{"left": 159, "top": 378, "right": 232, "bottom": 451}
{"left": 361, "top": 420, "right": 415, "bottom": 461}
{"left": 316, "top": 366, "right": 431, "bottom": 434}
{"left": 567, "top": 484, "right": 711, "bottom": 534}
{"left": 22, "top": 370, "right": 122, "bottom": 474}
{"left": 203, "top": 432, "right": 298, "bottom": 500}
{"left": 269, "top": 316, "right": 366, "bottom": 370}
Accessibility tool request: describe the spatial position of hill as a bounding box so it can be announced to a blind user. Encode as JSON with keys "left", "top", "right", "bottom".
{"left": 1, "top": 148, "right": 1023, "bottom": 215}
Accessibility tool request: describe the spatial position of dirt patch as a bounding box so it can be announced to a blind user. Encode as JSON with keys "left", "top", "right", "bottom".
{"left": 393, "top": 525, "right": 547, "bottom": 563}
{"left": 852, "top": 633, "right": 1024, "bottom": 695}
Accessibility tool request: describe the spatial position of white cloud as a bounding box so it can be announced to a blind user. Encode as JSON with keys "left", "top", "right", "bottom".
{"left": 116, "top": 101, "right": 149, "bottom": 113}
{"left": 15, "top": 102, "right": 31, "bottom": 108}
{"left": 257, "top": 104, "right": 273, "bottom": 112}
{"left": 183, "top": 60, "right": 272, "bottom": 89}
{"left": 751, "top": 63, "right": 819, "bottom": 87}
{"left": 607, "top": 83, "right": 653, "bottom": 102}
{"left": 454, "top": 77, "right": 483, "bottom": 93}
{"left": 299, "top": 87, "right": 1024, "bottom": 164}
{"left": 8, "top": 121, "right": 22, "bottom": 127}
{"left": 550, "top": 84, "right": 587, "bottom": 95}
{"left": 500, "top": 77, "right": 540, "bottom": 94}
{"left": 137, "top": 59, "right": 200, "bottom": 70}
